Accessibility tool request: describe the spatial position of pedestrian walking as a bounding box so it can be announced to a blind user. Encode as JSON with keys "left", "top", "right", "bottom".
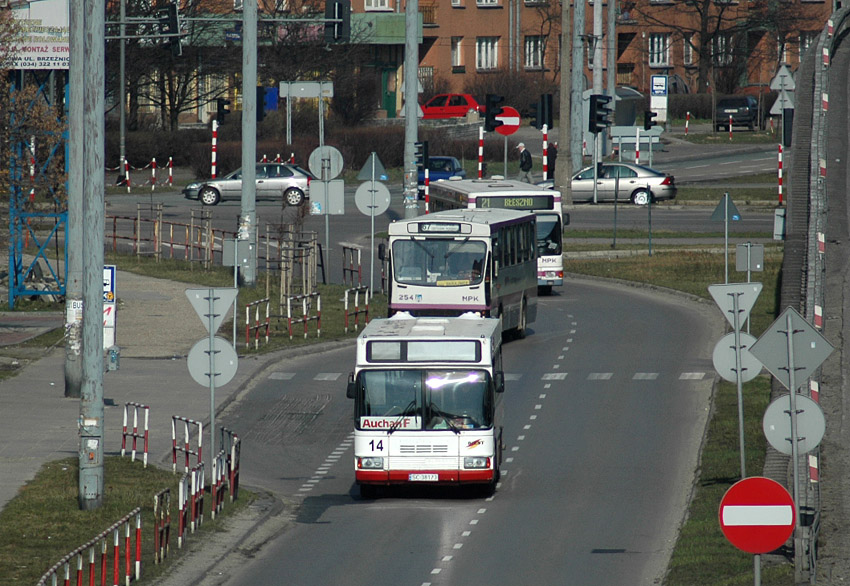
{"left": 517, "top": 143, "right": 533, "bottom": 183}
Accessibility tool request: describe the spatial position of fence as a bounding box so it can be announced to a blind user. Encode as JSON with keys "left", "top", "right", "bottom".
{"left": 245, "top": 298, "right": 270, "bottom": 349}
{"left": 177, "top": 463, "right": 205, "bottom": 547}
{"left": 342, "top": 245, "right": 362, "bottom": 287}
{"left": 171, "top": 416, "right": 203, "bottom": 474}
{"left": 286, "top": 292, "right": 321, "bottom": 339}
{"left": 220, "top": 427, "right": 241, "bottom": 503}
{"left": 121, "top": 402, "right": 150, "bottom": 467}
{"left": 153, "top": 488, "right": 171, "bottom": 564}
{"left": 36, "top": 508, "right": 142, "bottom": 586}
{"left": 344, "top": 287, "right": 370, "bottom": 333}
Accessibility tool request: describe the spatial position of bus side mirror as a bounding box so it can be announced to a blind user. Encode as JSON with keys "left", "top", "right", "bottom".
{"left": 378, "top": 243, "right": 386, "bottom": 261}
{"left": 495, "top": 371, "right": 505, "bottom": 393}
{"left": 346, "top": 372, "right": 356, "bottom": 399}
{"left": 563, "top": 212, "right": 570, "bottom": 226}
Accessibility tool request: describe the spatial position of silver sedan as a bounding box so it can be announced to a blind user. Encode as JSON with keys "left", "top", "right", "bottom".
{"left": 539, "top": 162, "right": 677, "bottom": 205}
{"left": 182, "top": 163, "right": 314, "bottom": 206}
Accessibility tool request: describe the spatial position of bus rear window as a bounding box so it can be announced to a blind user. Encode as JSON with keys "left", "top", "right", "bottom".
{"left": 367, "top": 340, "right": 481, "bottom": 363}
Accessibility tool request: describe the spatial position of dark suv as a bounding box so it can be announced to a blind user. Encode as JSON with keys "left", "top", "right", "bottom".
{"left": 715, "top": 96, "right": 764, "bottom": 131}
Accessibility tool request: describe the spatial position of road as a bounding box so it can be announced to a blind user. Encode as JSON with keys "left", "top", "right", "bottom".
{"left": 175, "top": 280, "right": 723, "bottom": 586}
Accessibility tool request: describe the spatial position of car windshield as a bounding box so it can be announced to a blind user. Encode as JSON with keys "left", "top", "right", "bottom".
{"left": 536, "top": 213, "right": 562, "bottom": 256}
{"left": 354, "top": 369, "right": 492, "bottom": 431}
{"left": 392, "top": 238, "right": 486, "bottom": 286}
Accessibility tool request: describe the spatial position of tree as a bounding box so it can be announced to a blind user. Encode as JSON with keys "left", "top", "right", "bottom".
{"left": 630, "top": 0, "right": 820, "bottom": 94}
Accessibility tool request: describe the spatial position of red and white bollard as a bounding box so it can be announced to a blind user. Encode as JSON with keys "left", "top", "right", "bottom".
{"left": 478, "top": 126, "right": 484, "bottom": 179}
{"left": 728, "top": 115, "right": 733, "bottom": 141}
{"left": 124, "top": 158, "right": 131, "bottom": 192}
{"left": 274, "top": 153, "right": 282, "bottom": 163}
{"left": 777, "top": 144, "right": 783, "bottom": 205}
{"left": 635, "top": 127, "right": 640, "bottom": 166}
{"left": 424, "top": 168, "right": 430, "bottom": 214}
{"left": 542, "top": 124, "right": 548, "bottom": 181}
{"left": 290, "top": 152, "right": 295, "bottom": 164}
{"left": 211, "top": 120, "right": 218, "bottom": 179}
{"left": 685, "top": 111, "right": 690, "bottom": 136}
{"left": 150, "top": 157, "right": 157, "bottom": 191}
{"left": 168, "top": 157, "right": 173, "bottom": 187}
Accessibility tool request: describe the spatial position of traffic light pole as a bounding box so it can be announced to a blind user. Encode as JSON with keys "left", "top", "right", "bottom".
{"left": 403, "top": 0, "right": 420, "bottom": 219}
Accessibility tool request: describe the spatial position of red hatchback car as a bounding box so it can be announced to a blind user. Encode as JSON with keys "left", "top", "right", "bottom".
{"left": 420, "top": 93, "right": 484, "bottom": 119}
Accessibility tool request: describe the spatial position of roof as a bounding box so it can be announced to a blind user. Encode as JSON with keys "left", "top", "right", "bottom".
{"left": 358, "top": 313, "right": 501, "bottom": 341}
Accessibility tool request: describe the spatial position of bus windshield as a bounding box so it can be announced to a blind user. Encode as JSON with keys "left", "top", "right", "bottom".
{"left": 536, "top": 212, "right": 562, "bottom": 257}
{"left": 392, "top": 239, "right": 486, "bottom": 286}
{"left": 356, "top": 369, "right": 492, "bottom": 430}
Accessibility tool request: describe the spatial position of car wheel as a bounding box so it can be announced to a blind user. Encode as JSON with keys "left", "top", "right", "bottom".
{"left": 199, "top": 187, "right": 220, "bottom": 206}
{"left": 632, "top": 189, "right": 650, "bottom": 206}
{"left": 284, "top": 187, "right": 305, "bottom": 207}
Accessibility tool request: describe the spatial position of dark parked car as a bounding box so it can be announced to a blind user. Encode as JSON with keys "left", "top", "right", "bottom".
{"left": 417, "top": 156, "right": 467, "bottom": 198}
{"left": 182, "top": 163, "right": 314, "bottom": 206}
{"left": 715, "top": 96, "right": 765, "bottom": 131}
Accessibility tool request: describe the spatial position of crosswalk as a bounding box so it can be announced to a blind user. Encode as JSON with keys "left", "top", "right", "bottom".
{"left": 266, "top": 371, "right": 710, "bottom": 382}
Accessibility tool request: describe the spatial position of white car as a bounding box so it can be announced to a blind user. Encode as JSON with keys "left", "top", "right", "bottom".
{"left": 538, "top": 162, "right": 677, "bottom": 205}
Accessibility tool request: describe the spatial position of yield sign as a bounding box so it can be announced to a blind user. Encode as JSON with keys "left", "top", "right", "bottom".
{"left": 749, "top": 306, "right": 835, "bottom": 391}
{"left": 711, "top": 194, "right": 741, "bottom": 221}
{"left": 186, "top": 288, "right": 237, "bottom": 334}
{"left": 770, "top": 89, "right": 794, "bottom": 115}
{"left": 708, "top": 282, "right": 762, "bottom": 330}
{"left": 719, "top": 477, "right": 795, "bottom": 554}
{"left": 495, "top": 106, "right": 521, "bottom": 136}
{"left": 769, "top": 64, "right": 796, "bottom": 91}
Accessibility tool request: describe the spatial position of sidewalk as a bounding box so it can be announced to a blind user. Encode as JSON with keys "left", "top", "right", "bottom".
{"left": 0, "top": 268, "right": 279, "bottom": 512}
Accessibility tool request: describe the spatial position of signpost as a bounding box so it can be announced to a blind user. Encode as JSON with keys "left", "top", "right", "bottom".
{"left": 720, "top": 476, "right": 795, "bottom": 586}
{"left": 494, "top": 106, "right": 520, "bottom": 176}
{"left": 354, "top": 154, "right": 391, "bottom": 293}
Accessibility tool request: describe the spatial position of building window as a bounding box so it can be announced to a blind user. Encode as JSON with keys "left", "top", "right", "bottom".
{"left": 525, "top": 35, "right": 544, "bottom": 70}
{"left": 452, "top": 0, "right": 462, "bottom": 5}
{"left": 713, "top": 33, "right": 733, "bottom": 66}
{"left": 366, "top": 0, "right": 391, "bottom": 9}
{"left": 452, "top": 37, "right": 463, "bottom": 67}
{"left": 477, "top": 0, "right": 499, "bottom": 6}
{"left": 683, "top": 34, "right": 694, "bottom": 66}
{"left": 477, "top": 37, "right": 499, "bottom": 70}
{"left": 648, "top": 33, "right": 669, "bottom": 67}
{"left": 800, "top": 30, "right": 817, "bottom": 56}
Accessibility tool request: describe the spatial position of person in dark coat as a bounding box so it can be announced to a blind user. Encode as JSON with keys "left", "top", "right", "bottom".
{"left": 517, "top": 143, "right": 533, "bottom": 183}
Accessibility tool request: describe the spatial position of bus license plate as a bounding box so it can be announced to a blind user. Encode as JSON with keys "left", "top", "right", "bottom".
{"left": 409, "top": 473, "right": 438, "bottom": 482}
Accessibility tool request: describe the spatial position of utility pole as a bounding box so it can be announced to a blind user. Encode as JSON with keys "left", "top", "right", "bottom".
{"left": 239, "top": 0, "right": 258, "bottom": 285}
{"left": 79, "top": 0, "right": 106, "bottom": 510}
{"left": 403, "top": 0, "right": 419, "bottom": 218}
{"left": 556, "top": 0, "right": 572, "bottom": 203}
{"left": 65, "top": 0, "right": 83, "bottom": 399}
{"left": 569, "top": 0, "right": 585, "bottom": 173}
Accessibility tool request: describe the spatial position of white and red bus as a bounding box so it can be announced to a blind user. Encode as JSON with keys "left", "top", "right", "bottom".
{"left": 427, "top": 178, "right": 565, "bottom": 294}
{"left": 384, "top": 208, "right": 537, "bottom": 337}
{"left": 346, "top": 313, "right": 504, "bottom": 497}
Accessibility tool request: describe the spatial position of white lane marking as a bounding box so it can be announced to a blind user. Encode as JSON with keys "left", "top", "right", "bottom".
{"left": 680, "top": 372, "right": 707, "bottom": 380}
{"left": 633, "top": 372, "right": 659, "bottom": 380}
{"left": 588, "top": 372, "right": 613, "bottom": 380}
{"left": 268, "top": 372, "right": 295, "bottom": 380}
{"left": 542, "top": 373, "right": 568, "bottom": 380}
{"left": 314, "top": 373, "right": 342, "bottom": 381}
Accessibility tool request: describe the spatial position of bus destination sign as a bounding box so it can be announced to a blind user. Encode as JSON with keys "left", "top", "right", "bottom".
{"left": 477, "top": 195, "right": 554, "bottom": 210}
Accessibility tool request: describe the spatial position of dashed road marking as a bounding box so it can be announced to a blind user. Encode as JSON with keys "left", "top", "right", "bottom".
{"left": 633, "top": 372, "right": 659, "bottom": 380}
{"left": 588, "top": 372, "right": 613, "bottom": 380}
{"left": 680, "top": 372, "right": 707, "bottom": 380}
{"left": 268, "top": 372, "right": 295, "bottom": 380}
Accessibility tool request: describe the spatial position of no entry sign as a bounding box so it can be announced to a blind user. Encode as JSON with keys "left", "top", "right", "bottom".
{"left": 495, "top": 106, "right": 521, "bottom": 136}
{"left": 719, "top": 477, "right": 795, "bottom": 554}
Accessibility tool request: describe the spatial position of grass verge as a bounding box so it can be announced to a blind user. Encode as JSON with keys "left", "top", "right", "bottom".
{"left": 564, "top": 246, "right": 794, "bottom": 584}
{"left": 0, "top": 456, "right": 252, "bottom": 585}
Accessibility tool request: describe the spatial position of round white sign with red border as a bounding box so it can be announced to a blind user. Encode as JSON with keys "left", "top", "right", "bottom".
{"left": 495, "top": 106, "right": 521, "bottom": 136}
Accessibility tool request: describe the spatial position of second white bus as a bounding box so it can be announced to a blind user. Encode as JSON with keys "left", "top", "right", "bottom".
{"left": 427, "top": 178, "right": 566, "bottom": 294}
{"left": 383, "top": 208, "right": 537, "bottom": 337}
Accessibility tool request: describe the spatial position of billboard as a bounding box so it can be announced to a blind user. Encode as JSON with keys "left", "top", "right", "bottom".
{"left": 10, "top": 0, "right": 70, "bottom": 70}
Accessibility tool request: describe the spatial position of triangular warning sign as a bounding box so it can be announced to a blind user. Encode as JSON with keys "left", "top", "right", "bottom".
{"left": 186, "top": 288, "right": 237, "bottom": 333}
{"left": 711, "top": 194, "right": 742, "bottom": 222}
{"left": 357, "top": 152, "right": 388, "bottom": 181}
{"left": 708, "top": 282, "right": 763, "bottom": 330}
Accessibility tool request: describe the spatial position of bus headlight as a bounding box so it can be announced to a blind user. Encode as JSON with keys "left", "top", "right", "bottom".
{"left": 464, "top": 456, "right": 491, "bottom": 469}
{"left": 358, "top": 457, "right": 384, "bottom": 469}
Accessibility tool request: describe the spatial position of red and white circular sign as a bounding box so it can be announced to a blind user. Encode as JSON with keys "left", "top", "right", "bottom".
{"left": 495, "top": 106, "right": 521, "bottom": 136}
{"left": 719, "top": 477, "right": 795, "bottom": 554}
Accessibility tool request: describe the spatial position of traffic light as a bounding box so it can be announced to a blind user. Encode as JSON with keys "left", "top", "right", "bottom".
{"left": 484, "top": 94, "right": 505, "bottom": 132}
{"left": 644, "top": 110, "right": 657, "bottom": 131}
{"left": 782, "top": 108, "right": 794, "bottom": 147}
{"left": 324, "top": 0, "right": 351, "bottom": 43}
{"left": 529, "top": 101, "right": 540, "bottom": 129}
{"left": 216, "top": 98, "right": 231, "bottom": 123}
{"left": 256, "top": 87, "right": 266, "bottom": 123}
{"left": 588, "top": 94, "right": 612, "bottom": 134}
{"left": 414, "top": 141, "right": 429, "bottom": 168}
{"left": 540, "top": 93, "right": 553, "bottom": 129}
{"left": 161, "top": 2, "right": 182, "bottom": 57}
